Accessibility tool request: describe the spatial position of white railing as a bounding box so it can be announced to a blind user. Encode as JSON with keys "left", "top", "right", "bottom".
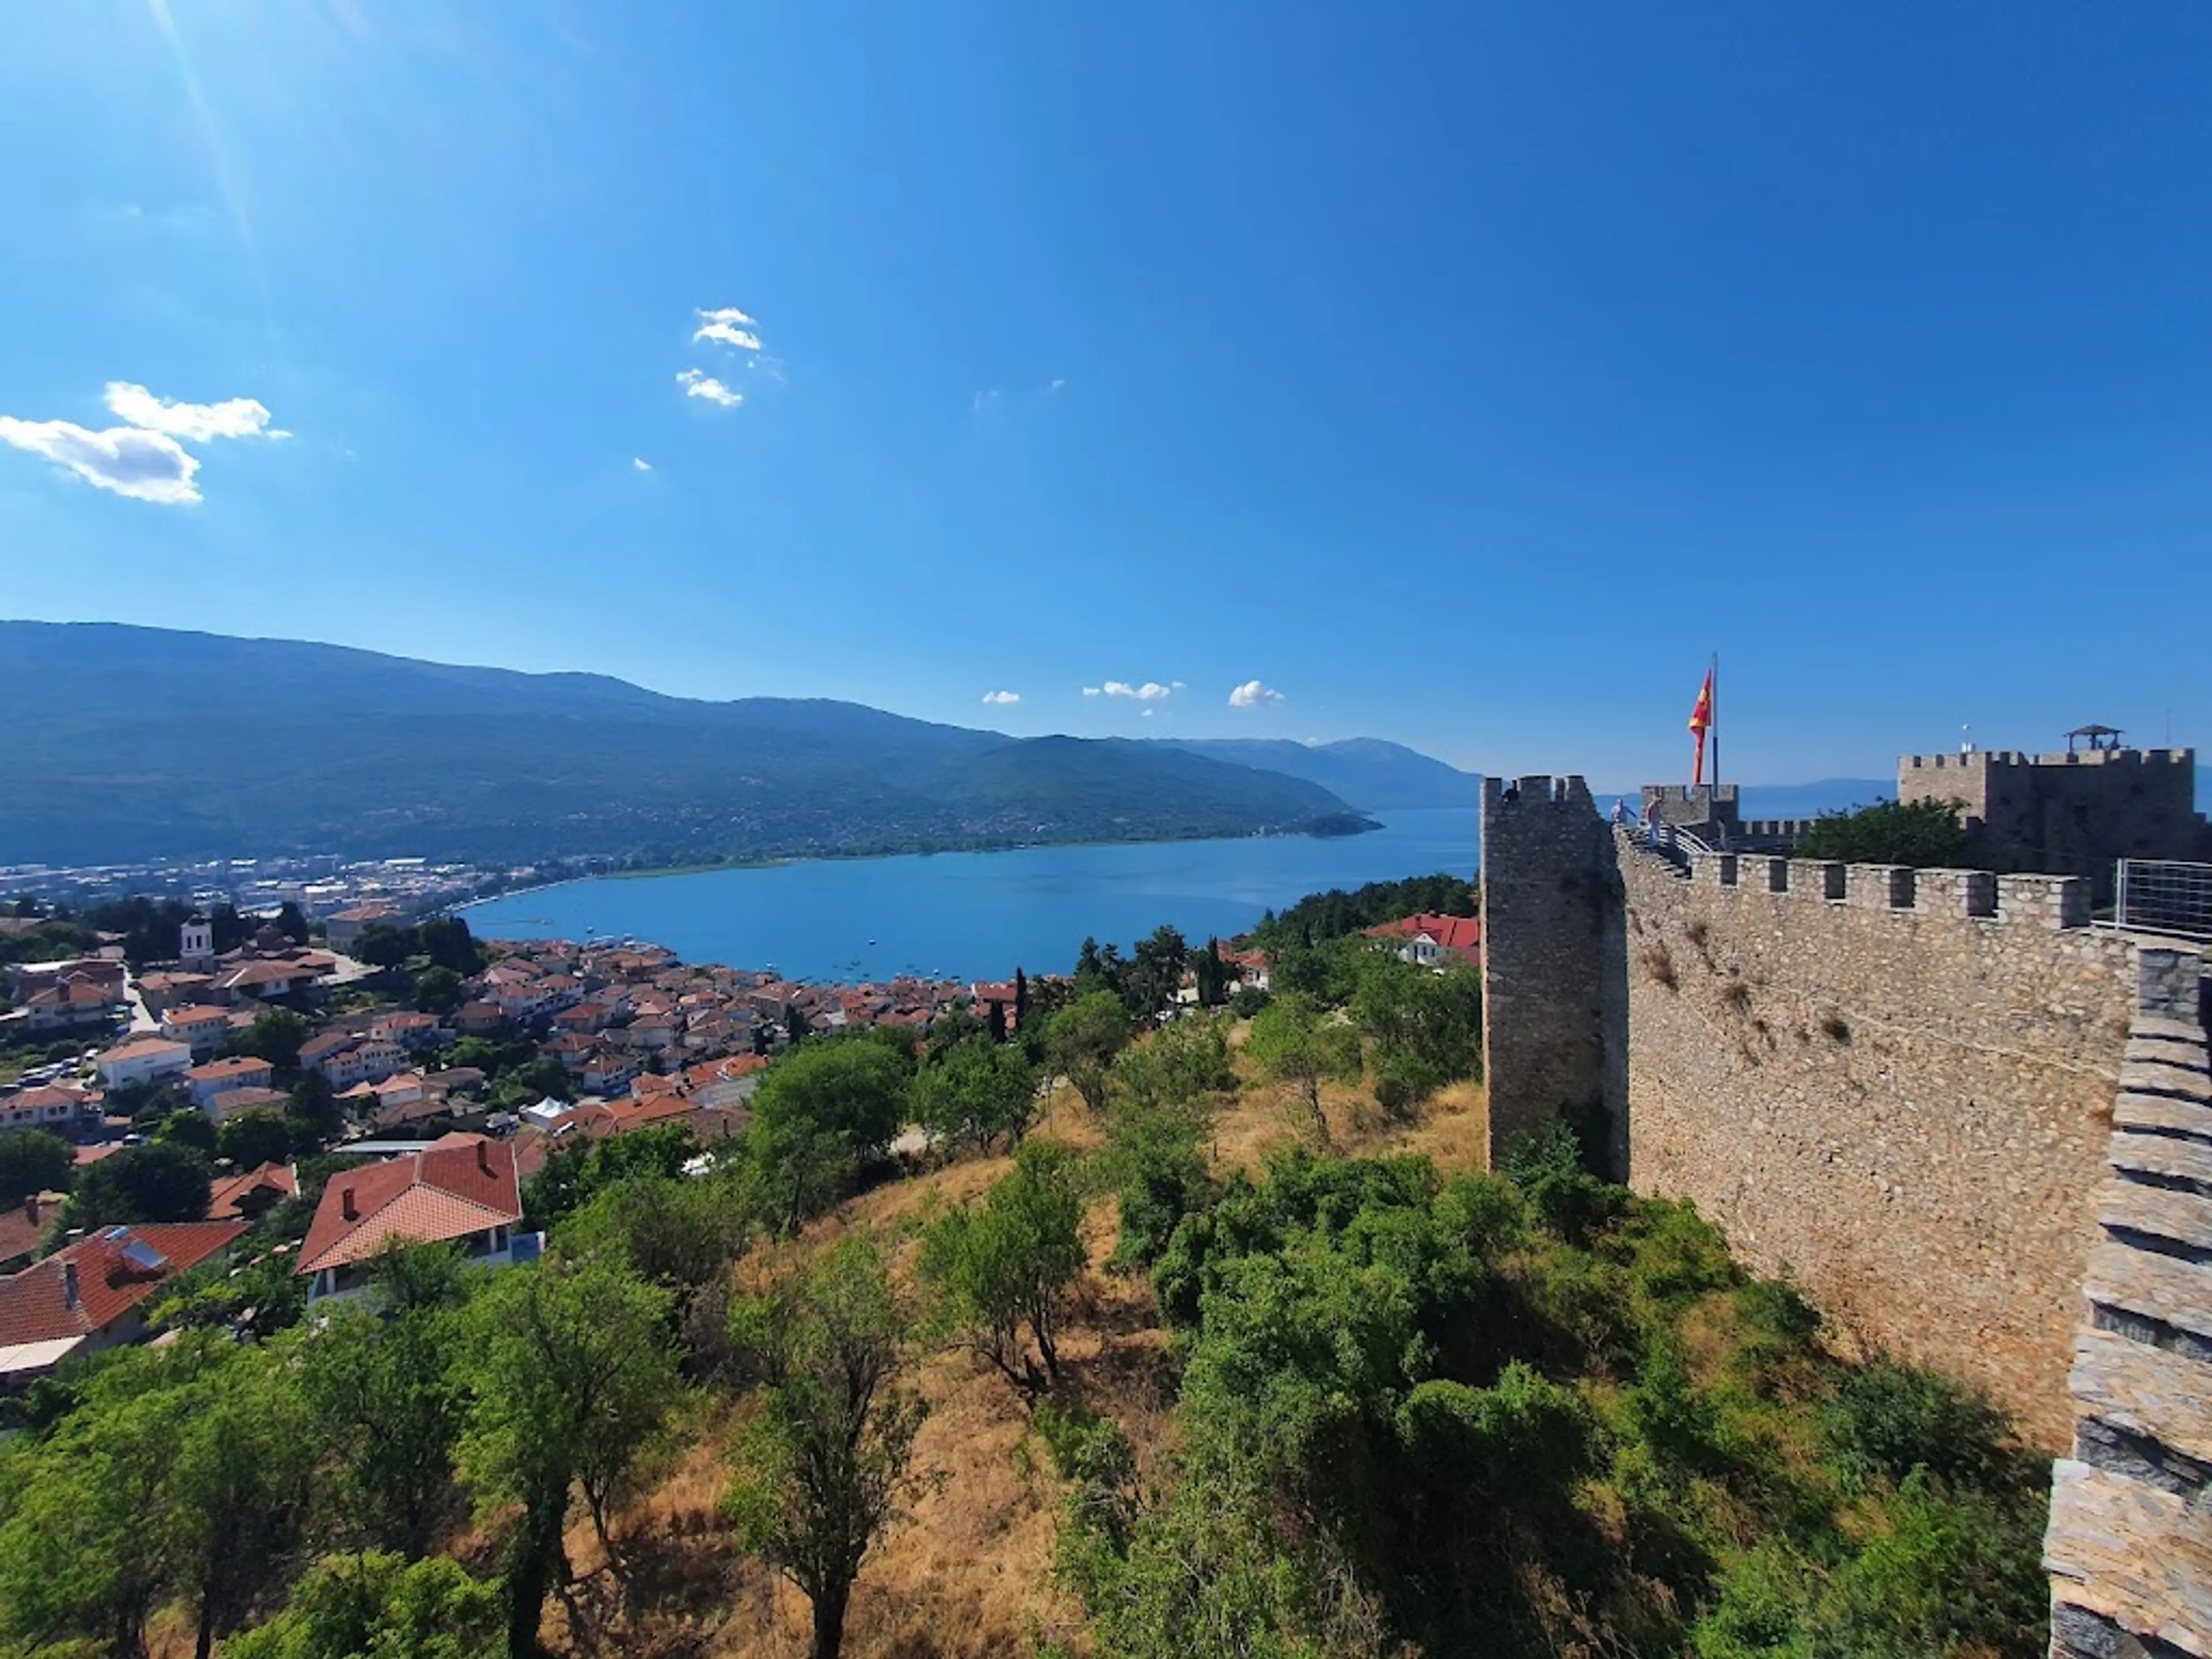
{"left": 2116, "top": 859, "right": 2212, "bottom": 942}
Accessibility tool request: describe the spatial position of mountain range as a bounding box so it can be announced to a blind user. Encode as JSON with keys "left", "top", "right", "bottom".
{"left": 0, "top": 623, "right": 1483, "bottom": 866}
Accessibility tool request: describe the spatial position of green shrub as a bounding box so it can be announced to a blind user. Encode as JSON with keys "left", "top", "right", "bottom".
{"left": 1372, "top": 1050, "right": 1445, "bottom": 1117}
{"left": 1821, "top": 1362, "right": 2012, "bottom": 1493}
{"left": 1502, "top": 1120, "right": 1620, "bottom": 1243}
{"left": 1736, "top": 1278, "right": 1820, "bottom": 1341}
{"left": 1793, "top": 798, "right": 1968, "bottom": 868}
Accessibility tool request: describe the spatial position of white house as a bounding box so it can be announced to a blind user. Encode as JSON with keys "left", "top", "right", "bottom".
{"left": 160, "top": 1004, "right": 237, "bottom": 1059}
{"left": 96, "top": 1036, "right": 193, "bottom": 1091}
{"left": 0, "top": 1084, "right": 97, "bottom": 1134}
{"left": 187, "top": 1055, "right": 275, "bottom": 1108}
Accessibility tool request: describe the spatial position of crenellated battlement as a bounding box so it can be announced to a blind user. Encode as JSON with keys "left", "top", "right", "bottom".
{"left": 1904, "top": 747, "right": 2196, "bottom": 773}
{"left": 1486, "top": 773, "right": 1597, "bottom": 813}
{"left": 1662, "top": 839, "right": 2092, "bottom": 931}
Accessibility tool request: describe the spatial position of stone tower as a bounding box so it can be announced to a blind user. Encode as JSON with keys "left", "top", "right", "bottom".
{"left": 1477, "top": 775, "right": 1626, "bottom": 1174}
{"left": 179, "top": 915, "right": 214, "bottom": 972}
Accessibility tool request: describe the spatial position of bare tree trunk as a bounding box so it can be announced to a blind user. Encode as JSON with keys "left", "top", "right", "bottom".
{"left": 810, "top": 1576, "right": 852, "bottom": 1659}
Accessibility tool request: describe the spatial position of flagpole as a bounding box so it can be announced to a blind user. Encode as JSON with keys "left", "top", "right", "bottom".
{"left": 1710, "top": 652, "right": 1720, "bottom": 798}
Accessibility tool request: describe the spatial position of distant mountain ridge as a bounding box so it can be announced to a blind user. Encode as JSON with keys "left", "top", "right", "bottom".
{"left": 0, "top": 623, "right": 1418, "bottom": 866}
{"left": 1155, "top": 737, "right": 1483, "bottom": 810}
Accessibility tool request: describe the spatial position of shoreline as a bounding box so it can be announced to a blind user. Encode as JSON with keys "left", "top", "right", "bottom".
{"left": 462, "top": 817, "right": 1390, "bottom": 901}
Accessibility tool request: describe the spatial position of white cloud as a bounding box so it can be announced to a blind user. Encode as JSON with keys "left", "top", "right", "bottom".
{"left": 1048, "top": 377, "right": 1067, "bottom": 393}
{"left": 631, "top": 457, "right": 653, "bottom": 472}
{"left": 1141, "top": 707, "right": 1156, "bottom": 718}
{"left": 980, "top": 690, "right": 1021, "bottom": 705}
{"left": 0, "top": 416, "right": 202, "bottom": 505}
{"left": 1100, "top": 680, "right": 1174, "bottom": 702}
{"left": 1229, "top": 679, "right": 1286, "bottom": 709}
{"left": 103, "top": 381, "right": 287, "bottom": 442}
{"left": 676, "top": 369, "right": 743, "bottom": 408}
{"left": 695, "top": 321, "right": 762, "bottom": 351}
{"left": 1081, "top": 686, "right": 1103, "bottom": 698}
{"left": 694, "top": 307, "right": 764, "bottom": 351}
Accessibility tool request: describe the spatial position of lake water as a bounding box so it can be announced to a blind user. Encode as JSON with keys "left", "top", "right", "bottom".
{"left": 460, "top": 808, "right": 1482, "bottom": 983}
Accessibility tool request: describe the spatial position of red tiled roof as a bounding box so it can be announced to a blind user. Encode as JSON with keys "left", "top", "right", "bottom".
{"left": 101, "top": 1036, "right": 190, "bottom": 1063}
{"left": 0, "top": 1195, "right": 63, "bottom": 1264}
{"left": 1363, "top": 913, "right": 1483, "bottom": 955}
{"left": 9, "top": 1085, "right": 89, "bottom": 1113}
{"left": 0, "top": 1221, "right": 247, "bottom": 1347}
{"left": 607, "top": 1094, "right": 696, "bottom": 1132}
{"left": 209, "top": 1086, "right": 290, "bottom": 1115}
{"left": 217, "top": 959, "right": 319, "bottom": 989}
{"left": 188, "top": 1056, "right": 271, "bottom": 1085}
{"left": 163, "top": 1005, "right": 233, "bottom": 1028}
{"left": 297, "top": 1140, "right": 524, "bottom": 1275}
{"left": 208, "top": 1161, "right": 298, "bottom": 1221}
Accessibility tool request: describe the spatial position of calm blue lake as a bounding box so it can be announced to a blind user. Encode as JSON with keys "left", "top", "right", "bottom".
{"left": 459, "top": 809, "right": 1482, "bottom": 983}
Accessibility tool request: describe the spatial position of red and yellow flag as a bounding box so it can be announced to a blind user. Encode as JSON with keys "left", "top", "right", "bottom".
{"left": 1688, "top": 666, "right": 1714, "bottom": 786}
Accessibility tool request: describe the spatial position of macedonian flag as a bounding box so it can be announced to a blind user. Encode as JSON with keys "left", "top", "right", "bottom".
{"left": 1688, "top": 666, "right": 1714, "bottom": 786}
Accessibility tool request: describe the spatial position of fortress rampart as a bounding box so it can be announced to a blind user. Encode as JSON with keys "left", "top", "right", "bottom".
{"left": 1616, "top": 840, "right": 2135, "bottom": 1445}
{"left": 1480, "top": 768, "right": 2212, "bottom": 1650}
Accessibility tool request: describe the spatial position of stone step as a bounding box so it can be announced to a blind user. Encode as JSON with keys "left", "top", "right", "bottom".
{"left": 2120, "top": 1061, "right": 2212, "bottom": 1104}
{"left": 2100, "top": 1180, "right": 2212, "bottom": 1255}
{"left": 2070, "top": 1327, "right": 2212, "bottom": 1467}
{"left": 2046, "top": 1458, "right": 2212, "bottom": 1657}
{"left": 2111, "top": 1134, "right": 2212, "bottom": 1192}
{"left": 2114, "top": 1093, "right": 2212, "bottom": 1144}
{"left": 2085, "top": 1242, "right": 2212, "bottom": 1347}
{"left": 2130, "top": 1038, "right": 2212, "bottom": 1076}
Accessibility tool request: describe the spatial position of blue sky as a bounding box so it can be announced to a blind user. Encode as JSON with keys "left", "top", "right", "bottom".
{"left": 4, "top": 2, "right": 2210, "bottom": 790}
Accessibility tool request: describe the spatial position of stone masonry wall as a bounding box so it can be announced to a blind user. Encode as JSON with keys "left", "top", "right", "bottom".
{"left": 2045, "top": 947, "right": 2211, "bottom": 1659}
{"left": 1619, "top": 839, "right": 2139, "bottom": 1446}
{"left": 1479, "top": 775, "right": 1623, "bottom": 1173}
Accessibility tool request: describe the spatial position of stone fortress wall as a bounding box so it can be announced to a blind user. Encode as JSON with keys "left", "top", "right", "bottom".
{"left": 1899, "top": 745, "right": 2209, "bottom": 904}
{"left": 1613, "top": 839, "right": 2138, "bottom": 1446}
{"left": 1478, "top": 771, "right": 2212, "bottom": 1655}
{"left": 1476, "top": 776, "right": 1621, "bottom": 1170}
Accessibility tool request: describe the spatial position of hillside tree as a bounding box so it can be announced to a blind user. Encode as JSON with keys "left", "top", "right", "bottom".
{"left": 459, "top": 1260, "right": 682, "bottom": 1659}
{"left": 919, "top": 1139, "right": 1088, "bottom": 1398}
{"left": 723, "top": 1239, "right": 927, "bottom": 1659}
{"left": 1047, "top": 991, "right": 1132, "bottom": 1115}
{"left": 1245, "top": 998, "right": 1361, "bottom": 1141}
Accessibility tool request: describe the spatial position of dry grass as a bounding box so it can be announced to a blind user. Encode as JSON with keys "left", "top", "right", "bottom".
{"left": 554, "top": 1025, "right": 1485, "bottom": 1659}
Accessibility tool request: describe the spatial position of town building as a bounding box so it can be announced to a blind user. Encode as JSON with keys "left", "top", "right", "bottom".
{"left": 187, "top": 1055, "right": 276, "bottom": 1108}
{"left": 0, "top": 1084, "right": 97, "bottom": 1135}
{"left": 96, "top": 1035, "right": 192, "bottom": 1091}
{"left": 207, "top": 1162, "right": 298, "bottom": 1223}
{"left": 324, "top": 903, "right": 403, "bottom": 953}
{"left": 0, "top": 1221, "right": 249, "bottom": 1386}
{"left": 160, "top": 1003, "right": 237, "bottom": 1058}
{"left": 1362, "top": 912, "right": 1483, "bottom": 969}
{"left": 296, "top": 1138, "right": 531, "bottom": 1303}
